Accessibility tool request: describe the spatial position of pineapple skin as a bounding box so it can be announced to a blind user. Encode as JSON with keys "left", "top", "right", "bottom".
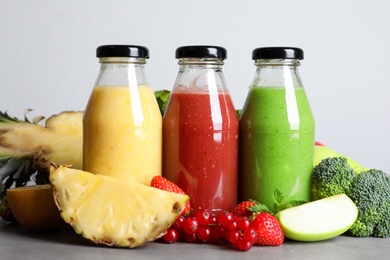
{"left": 50, "top": 165, "right": 189, "bottom": 248}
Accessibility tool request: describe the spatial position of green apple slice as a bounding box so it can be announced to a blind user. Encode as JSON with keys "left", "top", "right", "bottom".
{"left": 275, "top": 194, "right": 358, "bottom": 242}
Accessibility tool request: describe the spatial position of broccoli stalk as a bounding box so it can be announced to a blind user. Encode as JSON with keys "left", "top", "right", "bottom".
{"left": 311, "top": 157, "right": 390, "bottom": 238}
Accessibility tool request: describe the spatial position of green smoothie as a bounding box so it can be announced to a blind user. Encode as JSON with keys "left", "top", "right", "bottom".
{"left": 238, "top": 86, "right": 315, "bottom": 213}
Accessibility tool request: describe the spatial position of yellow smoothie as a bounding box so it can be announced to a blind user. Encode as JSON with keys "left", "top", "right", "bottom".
{"left": 83, "top": 85, "right": 162, "bottom": 185}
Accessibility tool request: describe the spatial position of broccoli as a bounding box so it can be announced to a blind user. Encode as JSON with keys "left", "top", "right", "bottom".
{"left": 311, "top": 158, "right": 390, "bottom": 238}
{"left": 154, "top": 89, "right": 171, "bottom": 116}
{"left": 311, "top": 157, "right": 356, "bottom": 201}
{"left": 347, "top": 169, "right": 390, "bottom": 238}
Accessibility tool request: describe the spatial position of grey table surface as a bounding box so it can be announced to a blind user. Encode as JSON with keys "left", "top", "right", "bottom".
{"left": 1, "top": 220, "right": 389, "bottom": 260}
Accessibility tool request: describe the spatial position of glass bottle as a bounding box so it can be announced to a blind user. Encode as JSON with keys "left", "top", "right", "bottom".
{"left": 163, "top": 45, "right": 238, "bottom": 214}
{"left": 83, "top": 45, "right": 162, "bottom": 185}
{"left": 239, "top": 47, "right": 315, "bottom": 213}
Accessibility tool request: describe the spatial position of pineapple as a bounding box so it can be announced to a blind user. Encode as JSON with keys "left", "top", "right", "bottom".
{"left": 0, "top": 110, "right": 82, "bottom": 201}
{"left": 50, "top": 165, "right": 188, "bottom": 248}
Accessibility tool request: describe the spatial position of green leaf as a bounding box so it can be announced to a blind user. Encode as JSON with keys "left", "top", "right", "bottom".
{"left": 273, "top": 188, "right": 307, "bottom": 213}
{"left": 154, "top": 90, "right": 171, "bottom": 116}
{"left": 248, "top": 202, "right": 271, "bottom": 214}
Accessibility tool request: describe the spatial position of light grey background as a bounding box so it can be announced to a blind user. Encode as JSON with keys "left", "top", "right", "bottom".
{"left": 1, "top": 0, "right": 389, "bottom": 173}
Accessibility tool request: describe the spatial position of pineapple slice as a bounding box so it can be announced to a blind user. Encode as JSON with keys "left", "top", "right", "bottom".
{"left": 50, "top": 165, "right": 188, "bottom": 248}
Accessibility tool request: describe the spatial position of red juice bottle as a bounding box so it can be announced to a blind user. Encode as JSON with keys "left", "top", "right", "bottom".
{"left": 163, "top": 46, "right": 238, "bottom": 215}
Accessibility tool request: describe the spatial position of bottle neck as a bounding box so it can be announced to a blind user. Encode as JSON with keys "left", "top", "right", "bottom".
{"left": 174, "top": 58, "right": 228, "bottom": 92}
{"left": 252, "top": 59, "right": 303, "bottom": 88}
{"left": 254, "top": 58, "right": 301, "bottom": 67}
{"left": 95, "top": 57, "right": 149, "bottom": 87}
{"left": 178, "top": 58, "right": 224, "bottom": 67}
{"left": 99, "top": 57, "right": 147, "bottom": 64}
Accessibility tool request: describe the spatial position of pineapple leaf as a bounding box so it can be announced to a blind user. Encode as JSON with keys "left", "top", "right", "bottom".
{"left": 0, "top": 109, "right": 44, "bottom": 124}
{"left": 0, "top": 111, "right": 23, "bottom": 124}
{"left": 0, "top": 157, "right": 35, "bottom": 199}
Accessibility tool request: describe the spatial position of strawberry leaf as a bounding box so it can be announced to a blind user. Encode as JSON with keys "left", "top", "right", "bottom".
{"left": 247, "top": 202, "right": 271, "bottom": 214}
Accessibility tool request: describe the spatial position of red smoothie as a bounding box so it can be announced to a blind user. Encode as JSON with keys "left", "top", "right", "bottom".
{"left": 163, "top": 90, "right": 238, "bottom": 214}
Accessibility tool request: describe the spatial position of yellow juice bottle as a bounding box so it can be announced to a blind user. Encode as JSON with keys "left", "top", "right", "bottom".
{"left": 83, "top": 45, "right": 162, "bottom": 185}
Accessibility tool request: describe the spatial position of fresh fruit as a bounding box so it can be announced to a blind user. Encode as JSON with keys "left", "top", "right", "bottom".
{"left": 50, "top": 165, "right": 189, "bottom": 248}
{"left": 6, "top": 184, "right": 66, "bottom": 231}
{"left": 0, "top": 111, "right": 83, "bottom": 193}
{"left": 275, "top": 194, "right": 358, "bottom": 242}
{"left": 217, "top": 211, "right": 234, "bottom": 227}
{"left": 197, "top": 226, "right": 212, "bottom": 242}
{"left": 162, "top": 227, "right": 179, "bottom": 243}
{"left": 251, "top": 212, "right": 284, "bottom": 246}
{"left": 183, "top": 217, "right": 199, "bottom": 235}
{"left": 314, "top": 143, "right": 366, "bottom": 173}
{"left": 159, "top": 205, "right": 283, "bottom": 251}
{"left": 150, "top": 175, "right": 190, "bottom": 216}
{"left": 0, "top": 111, "right": 83, "bottom": 222}
{"left": 195, "top": 209, "right": 211, "bottom": 226}
{"left": 232, "top": 200, "right": 257, "bottom": 218}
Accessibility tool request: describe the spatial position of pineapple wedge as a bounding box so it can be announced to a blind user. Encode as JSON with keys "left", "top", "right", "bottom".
{"left": 50, "top": 165, "right": 189, "bottom": 248}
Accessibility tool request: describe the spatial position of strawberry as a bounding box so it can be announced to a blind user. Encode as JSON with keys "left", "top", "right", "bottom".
{"left": 232, "top": 200, "right": 257, "bottom": 218}
{"left": 232, "top": 200, "right": 270, "bottom": 218}
{"left": 150, "top": 176, "right": 190, "bottom": 216}
{"left": 250, "top": 212, "right": 284, "bottom": 246}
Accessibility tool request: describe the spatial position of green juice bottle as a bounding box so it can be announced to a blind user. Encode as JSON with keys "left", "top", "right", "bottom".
{"left": 238, "top": 47, "right": 315, "bottom": 213}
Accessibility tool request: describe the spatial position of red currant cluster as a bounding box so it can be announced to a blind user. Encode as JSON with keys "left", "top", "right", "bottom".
{"left": 160, "top": 209, "right": 258, "bottom": 251}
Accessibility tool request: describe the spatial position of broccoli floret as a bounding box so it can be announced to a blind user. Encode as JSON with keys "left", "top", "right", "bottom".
{"left": 154, "top": 89, "right": 171, "bottom": 116}
{"left": 347, "top": 169, "right": 390, "bottom": 238}
{"left": 311, "top": 157, "right": 356, "bottom": 201}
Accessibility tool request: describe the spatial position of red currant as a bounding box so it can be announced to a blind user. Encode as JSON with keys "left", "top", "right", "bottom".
{"left": 243, "top": 227, "right": 258, "bottom": 245}
{"left": 237, "top": 217, "right": 251, "bottom": 231}
{"left": 197, "top": 226, "right": 212, "bottom": 242}
{"left": 228, "top": 230, "right": 240, "bottom": 245}
{"left": 162, "top": 227, "right": 179, "bottom": 243}
{"left": 217, "top": 211, "right": 234, "bottom": 227}
{"left": 209, "top": 214, "right": 218, "bottom": 225}
{"left": 238, "top": 237, "right": 253, "bottom": 251}
{"left": 183, "top": 232, "right": 198, "bottom": 243}
{"left": 183, "top": 217, "right": 199, "bottom": 235}
{"left": 211, "top": 225, "right": 227, "bottom": 243}
{"left": 174, "top": 216, "right": 185, "bottom": 229}
{"left": 195, "top": 209, "right": 211, "bottom": 226}
{"left": 227, "top": 220, "right": 238, "bottom": 231}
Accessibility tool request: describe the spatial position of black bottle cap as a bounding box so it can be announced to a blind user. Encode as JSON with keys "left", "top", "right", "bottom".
{"left": 252, "top": 47, "right": 303, "bottom": 60}
{"left": 96, "top": 45, "right": 149, "bottom": 58}
{"left": 175, "top": 45, "right": 227, "bottom": 59}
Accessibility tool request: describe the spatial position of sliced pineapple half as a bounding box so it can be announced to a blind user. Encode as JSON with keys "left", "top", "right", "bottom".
{"left": 0, "top": 111, "right": 82, "bottom": 194}
{"left": 0, "top": 111, "right": 83, "bottom": 172}
{"left": 50, "top": 165, "right": 188, "bottom": 248}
